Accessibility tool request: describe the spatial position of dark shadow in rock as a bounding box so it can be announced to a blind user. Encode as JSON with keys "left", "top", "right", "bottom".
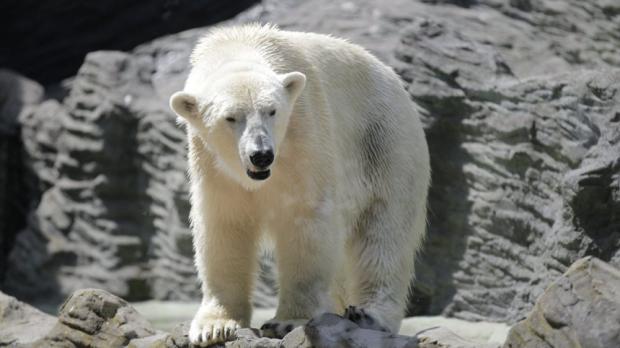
{"left": 0, "top": 74, "right": 30, "bottom": 282}
{"left": 394, "top": 17, "right": 515, "bottom": 318}
{"left": 566, "top": 153, "right": 620, "bottom": 262}
{"left": 0, "top": 0, "right": 260, "bottom": 83}
{"left": 0, "top": 70, "right": 46, "bottom": 297}
{"left": 415, "top": 103, "right": 474, "bottom": 315}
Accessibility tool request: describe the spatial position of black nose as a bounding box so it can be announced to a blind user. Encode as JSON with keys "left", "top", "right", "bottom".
{"left": 250, "top": 150, "right": 274, "bottom": 168}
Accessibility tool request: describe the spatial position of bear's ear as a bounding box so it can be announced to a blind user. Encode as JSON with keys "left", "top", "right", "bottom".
{"left": 281, "top": 72, "right": 306, "bottom": 100}
{"left": 169, "top": 91, "right": 200, "bottom": 121}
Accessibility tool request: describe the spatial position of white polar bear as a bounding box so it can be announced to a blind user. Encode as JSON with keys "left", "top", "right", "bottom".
{"left": 169, "top": 24, "right": 430, "bottom": 346}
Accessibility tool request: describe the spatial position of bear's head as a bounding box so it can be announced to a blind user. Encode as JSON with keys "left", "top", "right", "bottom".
{"left": 169, "top": 64, "right": 306, "bottom": 189}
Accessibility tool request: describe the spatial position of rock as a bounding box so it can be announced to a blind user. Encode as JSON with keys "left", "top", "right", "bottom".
{"left": 400, "top": 316, "right": 509, "bottom": 345}
{"left": 413, "top": 65, "right": 620, "bottom": 322}
{"left": 503, "top": 257, "right": 620, "bottom": 348}
{"left": 417, "top": 327, "right": 499, "bottom": 348}
{"left": 0, "top": 69, "right": 44, "bottom": 132}
{"left": 2, "top": 0, "right": 619, "bottom": 326}
{"left": 281, "top": 327, "right": 312, "bottom": 348}
{"left": 2, "top": 287, "right": 493, "bottom": 348}
{"left": 36, "top": 288, "right": 159, "bottom": 347}
{"left": 227, "top": 328, "right": 282, "bottom": 348}
{"left": 0, "top": 69, "right": 44, "bottom": 281}
{"left": 124, "top": 303, "right": 511, "bottom": 344}
{"left": 127, "top": 333, "right": 171, "bottom": 348}
{"left": 4, "top": 50, "right": 196, "bottom": 304}
{"left": 0, "top": 291, "right": 56, "bottom": 346}
{"left": 303, "top": 313, "right": 418, "bottom": 348}
{"left": 0, "top": 0, "right": 259, "bottom": 83}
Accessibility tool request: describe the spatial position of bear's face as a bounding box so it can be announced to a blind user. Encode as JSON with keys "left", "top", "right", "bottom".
{"left": 170, "top": 69, "right": 306, "bottom": 189}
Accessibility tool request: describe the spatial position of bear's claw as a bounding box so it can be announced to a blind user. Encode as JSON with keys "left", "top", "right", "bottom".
{"left": 343, "top": 305, "right": 390, "bottom": 332}
{"left": 261, "top": 318, "right": 307, "bottom": 338}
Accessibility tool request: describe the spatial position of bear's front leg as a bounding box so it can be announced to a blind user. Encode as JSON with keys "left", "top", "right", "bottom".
{"left": 261, "top": 213, "right": 342, "bottom": 338}
{"left": 189, "top": 219, "right": 259, "bottom": 346}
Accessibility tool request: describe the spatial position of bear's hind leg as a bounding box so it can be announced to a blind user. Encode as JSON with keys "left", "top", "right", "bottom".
{"left": 346, "top": 199, "right": 424, "bottom": 333}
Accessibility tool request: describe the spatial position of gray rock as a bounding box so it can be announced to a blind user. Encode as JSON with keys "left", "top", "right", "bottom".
{"left": 127, "top": 333, "right": 171, "bottom": 348}
{"left": 36, "top": 288, "right": 159, "bottom": 348}
{"left": 4, "top": 50, "right": 197, "bottom": 303}
{"left": 0, "top": 291, "right": 56, "bottom": 346}
{"left": 304, "top": 313, "right": 419, "bottom": 348}
{"left": 3, "top": 287, "right": 492, "bottom": 348}
{"left": 226, "top": 328, "right": 282, "bottom": 348}
{"left": 0, "top": 69, "right": 43, "bottom": 281}
{"left": 413, "top": 65, "right": 620, "bottom": 322}
{"left": 503, "top": 257, "right": 620, "bottom": 348}
{"left": 127, "top": 321, "right": 193, "bottom": 348}
{"left": 417, "top": 327, "right": 499, "bottom": 348}
{"left": 0, "top": 69, "right": 44, "bottom": 133}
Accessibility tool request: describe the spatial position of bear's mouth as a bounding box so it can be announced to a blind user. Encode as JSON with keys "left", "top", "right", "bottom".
{"left": 247, "top": 169, "right": 271, "bottom": 180}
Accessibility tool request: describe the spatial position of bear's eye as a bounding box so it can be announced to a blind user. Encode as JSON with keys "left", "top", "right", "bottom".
{"left": 225, "top": 117, "right": 236, "bottom": 123}
{"left": 268, "top": 109, "right": 276, "bottom": 117}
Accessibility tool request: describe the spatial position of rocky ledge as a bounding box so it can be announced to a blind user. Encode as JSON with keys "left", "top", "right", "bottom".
{"left": 3, "top": 0, "right": 619, "bottom": 323}
{"left": 1, "top": 257, "right": 618, "bottom": 348}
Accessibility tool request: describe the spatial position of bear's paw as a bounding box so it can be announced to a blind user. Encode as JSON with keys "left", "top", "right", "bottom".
{"left": 188, "top": 316, "right": 241, "bottom": 346}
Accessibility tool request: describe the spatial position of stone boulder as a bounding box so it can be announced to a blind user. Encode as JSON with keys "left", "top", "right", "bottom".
{"left": 0, "top": 288, "right": 487, "bottom": 348}
{"left": 2, "top": 0, "right": 619, "bottom": 325}
{"left": 4, "top": 257, "right": 618, "bottom": 348}
{"left": 0, "top": 291, "right": 55, "bottom": 346}
{"left": 35, "top": 288, "right": 159, "bottom": 348}
{"left": 503, "top": 257, "right": 620, "bottom": 348}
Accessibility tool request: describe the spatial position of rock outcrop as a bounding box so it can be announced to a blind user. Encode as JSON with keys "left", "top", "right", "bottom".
{"left": 4, "top": 257, "right": 617, "bottom": 347}
{"left": 0, "top": 291, "right": 55, "bottom": 346}
{"left": 0, "top": 69, "right": 43, "bottom": 281}
{"left": 4, "top": 51, "right": 197, "bottom": 303}
{"left": 1, "top": 0, "right": 619, "bottom": 326}
{"left": 0, "top": 288, "right": 490, "bottom": 348}
{"left": 503, "top": 257, "right": 620, "bottom": 348}
{"left": 38, "top": 289, "right": 159, "bottom": 348}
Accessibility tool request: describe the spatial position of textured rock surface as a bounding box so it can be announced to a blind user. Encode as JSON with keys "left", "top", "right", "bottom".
{"left": 503, "top": 257, "right": 620, "bottom": 348}
{"left": 303, "top": 313, "right": 418, "bottom": 348}
{"left": 0, "top": 0, "right": 258, "bottom": 83}
{"left": 0, "top": 291, "right": 56, "bottom": 346}
{"left": 402, "top": 38, "right": 620, "bottom": 321}
{"left": 417, "top": 327, "right": 500, "bottom": 348}
{"left": 35, "top": 288, "right": 159, "bottom": 348}
{"left": 0, "top": 69, "right": 43, "bottom": 280}
{"left": 129, "top": 303, "right": 509, "bottom": 343}
{"left": 2, "top": 288, "right": 494, "bottom": 348}
{"left": 4, "top": 51, "right": 197, "bottom": 303}
{"left": 2, "top": 0, "right": 620, "bottom": 326}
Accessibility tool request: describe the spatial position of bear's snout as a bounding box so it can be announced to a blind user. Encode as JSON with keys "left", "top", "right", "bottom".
{"left": 249, "top": 149, "right": 274, "bottom": 168}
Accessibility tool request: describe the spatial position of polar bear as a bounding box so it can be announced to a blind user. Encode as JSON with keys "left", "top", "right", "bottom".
{"left": 169, "top": 24, "right": 430, "bottom": 346}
